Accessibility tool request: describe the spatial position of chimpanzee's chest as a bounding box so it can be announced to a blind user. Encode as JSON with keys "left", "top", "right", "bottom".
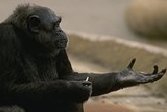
{"left": 22, "top": 56, "right": 59, "bottom": 81}
{"left": 37, "top": 60, "right": 59, "bottom": 81}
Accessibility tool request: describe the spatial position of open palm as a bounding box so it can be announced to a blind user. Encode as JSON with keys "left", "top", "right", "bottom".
{"left": 117, "top": 59, "right": 166, "bottom": 88}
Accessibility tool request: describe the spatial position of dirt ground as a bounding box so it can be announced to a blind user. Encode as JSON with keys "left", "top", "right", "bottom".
{"left": 84, "top": 101, "right": 133, "bottom": 112}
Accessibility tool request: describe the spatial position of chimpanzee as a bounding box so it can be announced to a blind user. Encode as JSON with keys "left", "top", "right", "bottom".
{"left": 0, "top": 4, "right": 166, "bottom": 112}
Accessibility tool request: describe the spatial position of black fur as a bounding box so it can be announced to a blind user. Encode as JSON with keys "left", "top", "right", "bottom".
{"left": 0, "top": 4, "right": 166, "bottom": 112}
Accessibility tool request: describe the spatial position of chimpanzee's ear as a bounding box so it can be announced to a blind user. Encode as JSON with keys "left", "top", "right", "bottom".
{"left": 27, "top": 15, "right": 41, "bottom": 33}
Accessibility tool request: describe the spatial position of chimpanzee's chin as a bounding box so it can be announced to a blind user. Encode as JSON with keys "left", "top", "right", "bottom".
{"left": 55, "top": 39, "right": 68, "bottom": 49}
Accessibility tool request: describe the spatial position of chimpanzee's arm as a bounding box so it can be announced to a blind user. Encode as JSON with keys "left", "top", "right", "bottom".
{"left": 0, "top": 80, "right": 92, "bottom": 105}
{"left": 57, "top": 50, "right": 166, "bottom": 96}
{"left": 65, "top": 59, "right": 166, "bottom": 96}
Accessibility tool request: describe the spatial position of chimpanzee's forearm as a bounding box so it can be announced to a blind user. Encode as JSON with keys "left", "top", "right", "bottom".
{"left": 63, "top": 64, "right": 166, "bottom": 97}
{"left": 62, "top": 72, "right": 122, "bottom": 96}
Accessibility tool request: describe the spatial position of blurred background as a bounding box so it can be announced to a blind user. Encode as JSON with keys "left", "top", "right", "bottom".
{"left": 1, "top": 0, "right": 167, "bottom": 112}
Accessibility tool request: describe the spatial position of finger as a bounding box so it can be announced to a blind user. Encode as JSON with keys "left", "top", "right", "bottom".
{"left": 127, "top": 58, "right": 136, "bottom": 69}
{"left": 152, "top": 73, "right": 165, "bottom": 82}
{"left": 160, "top": 69, "right": 166, "bottom": 74}
{"left": 152, "top": 65, "right": 158, "bottom": 74}
{"left": 82, "top": 81, "right": 92, "bottom": 87}
{"left": 149, "top": 69, "right": 166, "bottom": 82}
{"left": 138, "top": 69, "right": 166, "bottom": 84}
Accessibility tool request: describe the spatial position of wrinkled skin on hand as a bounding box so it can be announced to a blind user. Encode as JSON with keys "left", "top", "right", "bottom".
{"left": 117, "top": 59, "right": 166, "bottom": 88}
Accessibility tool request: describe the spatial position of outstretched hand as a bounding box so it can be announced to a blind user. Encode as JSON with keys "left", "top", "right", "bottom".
{"left": 117, "top": 59, "right": 166, "bottom": 88}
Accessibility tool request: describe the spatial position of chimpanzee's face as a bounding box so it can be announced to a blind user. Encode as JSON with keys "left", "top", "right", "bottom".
{"left": 27, "top": 7, "right": 68, "bottom": 52}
